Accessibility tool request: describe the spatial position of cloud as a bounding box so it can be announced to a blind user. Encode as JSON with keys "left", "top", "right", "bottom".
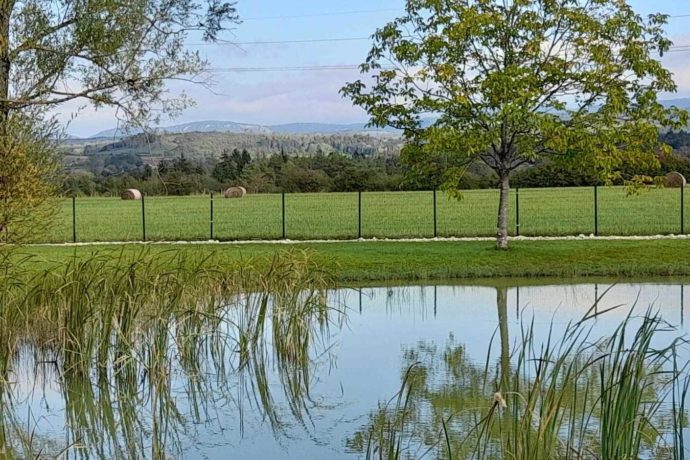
{"left": 59, "top": 30, "right": 690, "bottom": 137}
{"left": 185, "top": 68, "right": 368, "bottom": 122}
{"left": 64, "top": 68, "right": 371, "bottom": 136}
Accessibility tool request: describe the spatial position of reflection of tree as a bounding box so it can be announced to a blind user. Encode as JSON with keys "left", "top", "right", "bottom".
{"left": 348, "top": 289, "right": 685, "bottom": 460}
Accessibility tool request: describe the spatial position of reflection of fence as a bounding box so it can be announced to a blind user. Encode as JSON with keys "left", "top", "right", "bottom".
{"left": 51, "top": 186, "right": 688, "bottom": 244}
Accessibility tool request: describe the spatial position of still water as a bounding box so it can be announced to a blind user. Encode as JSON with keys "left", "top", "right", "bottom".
{"left": 6, "top": 280, "right": 690, "bottom": 459}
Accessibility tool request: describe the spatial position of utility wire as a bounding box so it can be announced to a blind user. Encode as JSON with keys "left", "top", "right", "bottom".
{"left": 207, "top": 65, "right": 391, "bottom": 72}
{"left": 241, "top": 8, "right": 401, "bottom": 21}
{"left": 191, "top": 34, "right": 690, "bottom": 49}
{"left": 239, "top": 8, "right": 690, "bottom": 21}
{"left": 191, "top": 37, "right": 371, "bottom": 46}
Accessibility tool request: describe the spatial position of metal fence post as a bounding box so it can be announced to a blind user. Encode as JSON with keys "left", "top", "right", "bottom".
{"left": 594, "top": 185, "right": 599, "bottom": 237}
{"left": 433, "top": 189, "right": 438, "bottom": 238}
{"left": 682, "top": 185, "right": 685, "bottom": 235}
{"left": 282, "top": 192, "right": 286, "bottom": 240}
{"left": 210, "top": 192, "right": 215, "bottom": 240}
{"left": 515, "top": 188, "right": 521, "bottom": 237}
{"left": 72, "top": 196, "right": 77, "bottom": 243}
{"left": 141, "top": 193, "right": 147, "bottom": 242}
{"left": 358, "top": 191, "right": 363, "bottom": 239}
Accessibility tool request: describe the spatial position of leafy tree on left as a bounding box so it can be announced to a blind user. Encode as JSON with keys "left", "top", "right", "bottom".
{"left": 0, "top": 0, "right": 239, "bottom": 242}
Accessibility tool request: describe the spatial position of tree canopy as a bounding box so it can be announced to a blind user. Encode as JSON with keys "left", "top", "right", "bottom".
{"left": 342, "top": 0, "right": 688, "bottom": 248}
{"left": 0, "top": 0, "right": 238, "bottom": 242}
{"left": 1, "top": 0, "right": 238, "bottom": 124}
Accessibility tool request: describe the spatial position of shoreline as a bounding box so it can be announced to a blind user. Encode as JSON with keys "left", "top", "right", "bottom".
{"left": 15, "top": 239, "right": 690, "bottom": 282}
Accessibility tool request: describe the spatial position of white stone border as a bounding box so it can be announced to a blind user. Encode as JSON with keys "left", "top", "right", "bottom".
{"left": 28, "top": 234, "right": 690, "bottom": 247}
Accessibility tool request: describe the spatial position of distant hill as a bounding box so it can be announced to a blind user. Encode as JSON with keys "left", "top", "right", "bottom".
{"left": 61, "top": 131, "right": 405, "bottom": 162}
{"left": 88, "top": 120, "right": 398, "bottom": 139}
{"left": 80, "top": 99, "right": 690, "bottom": 139}
{"left": 662, "top": 98, "right": 690, "bottom": 109}
{"left": 90, "top": 120, "right": 270, "bottom": 138}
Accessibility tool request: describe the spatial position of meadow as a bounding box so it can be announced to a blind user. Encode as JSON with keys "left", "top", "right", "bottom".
{"left": 44, "top": 186, "right": 689, "bottom": 243}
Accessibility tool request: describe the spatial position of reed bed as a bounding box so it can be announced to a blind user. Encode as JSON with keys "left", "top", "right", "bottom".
{"left": 0, "top": 247, "right": 338, "bottom": 458}
{"left": 352, "top": 307, "right": 690, "bottom": 460}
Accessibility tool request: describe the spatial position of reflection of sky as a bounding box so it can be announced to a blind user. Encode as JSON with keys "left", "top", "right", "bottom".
{"left": 9, "top": 281, "right": 690, "bottom": 459}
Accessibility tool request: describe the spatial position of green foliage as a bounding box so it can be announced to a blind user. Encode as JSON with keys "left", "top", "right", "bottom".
{"left": 0, "top": 0, "right": 239, "bottom": 241}
{"left": 342, "top": 0, "right": 689, "bottom": 247}
{"left": 212, "top": 148, "right": 252, "bottom": 183}
{"left": 0, "top": 114, "right": 60, "bottom": 243}
{"left": 62, "top": 152, "right": 420, "bottom": 196}
{"left": 0, "top": 248, "right": 334, "bottom": 457}
{"left": 3, "top": 0, "right": 239, "bottom": 125}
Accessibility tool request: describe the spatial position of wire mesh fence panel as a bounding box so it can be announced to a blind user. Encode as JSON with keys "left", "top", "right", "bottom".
{"left": 285, "top": 192, "right": 358, "bottom": 240}
{"left": 437, "top": 189, "right": 515, "bottom": 237}
{"left": 598, "top": 186, "right": 680, "bottom": 235}
{"left": 42, "top": 199, "right": 76, "bottom": 243}
{"left": 519, "top": 187, "right": 594, "bottom": 236}
{"left": 147, "top": 196, "right": 209, "bottom": 241}
{"left": 215, "top": 193, "right": 282, "bottom": 240}
{"left": 70, "top": 197, "right": 142, "bottom": 242}
{"left": 360, "top": 191, "right": 434, "bottom": 239}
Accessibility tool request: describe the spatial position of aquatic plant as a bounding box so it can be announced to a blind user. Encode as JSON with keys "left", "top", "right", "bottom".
{"left": 350, "top": 293, "right": 690, "bottom": 460}
{"left": 0, "top": 247, "right": 338, "bottom": 458}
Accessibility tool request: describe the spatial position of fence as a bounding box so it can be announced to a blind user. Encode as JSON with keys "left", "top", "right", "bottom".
{"left": 48, "top": 186, "right": 688, "bottom": 244}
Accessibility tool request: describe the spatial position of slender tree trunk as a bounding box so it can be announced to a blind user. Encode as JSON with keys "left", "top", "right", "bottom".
{"left": 496, "top": 173, "right": 510, "bottom": 249}
{"left": 0, "top": 1, "right": 11, "bottom": 120}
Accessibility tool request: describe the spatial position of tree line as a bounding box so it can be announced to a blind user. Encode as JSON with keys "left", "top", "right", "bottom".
{"left": 62, "top": 132, "right": 690, "bottom": 197}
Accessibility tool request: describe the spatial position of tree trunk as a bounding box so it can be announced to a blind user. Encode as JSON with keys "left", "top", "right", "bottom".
{"left": 0, "top": 2, "right": 11, "bottom": 119}
{"left": 496, "top": 173, "right": 510, "bottom": 249}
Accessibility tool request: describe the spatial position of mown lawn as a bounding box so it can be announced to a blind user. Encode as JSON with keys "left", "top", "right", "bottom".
{"left": 19, "top": 239, "right": 690, "bottom": 282}
{"left": 44, "top": 186, "right": 689, "bottom": 243}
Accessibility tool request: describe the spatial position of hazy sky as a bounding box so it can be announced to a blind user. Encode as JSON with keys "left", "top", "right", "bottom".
{"left": 59, "top": 0, "right": 690, "bottom": 137}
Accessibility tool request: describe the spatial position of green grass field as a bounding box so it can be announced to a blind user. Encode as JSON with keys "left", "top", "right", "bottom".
{"left": 43, "top": 186, "right": 689, "bottom": 243}
{"left": 18, "top": 240, "right": 690, "bottom": 281}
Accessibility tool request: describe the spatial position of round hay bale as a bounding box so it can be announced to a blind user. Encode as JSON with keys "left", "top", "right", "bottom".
{"left": 224, "top": 186, "right": 247, "bottom": 198}
{"left": 665, "top": 172, "right": 687, "bottom": 188}
{"left": 121, "top": 189, "right": 142, "bottom": 200}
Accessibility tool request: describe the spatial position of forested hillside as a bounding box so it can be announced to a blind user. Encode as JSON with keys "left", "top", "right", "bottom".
{"left": 63, "top": 131, "right": 404, "bottom": 161}
{"left": 60, "top": 130, "right": 690, "bottom": 196}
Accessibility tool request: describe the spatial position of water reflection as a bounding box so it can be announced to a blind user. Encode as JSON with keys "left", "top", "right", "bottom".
{"left": 1, "top": 280, "right": 689, "bottom": 458}
{"left": 347, "top": 284, "right": 688, "bottom": 459}
{"left": 0, "top": 285, "right": 340, "bottom": 459}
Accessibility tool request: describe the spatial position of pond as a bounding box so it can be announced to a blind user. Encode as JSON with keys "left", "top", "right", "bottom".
{"left": 4, "top": 279, "right": 690, "bottom": 459}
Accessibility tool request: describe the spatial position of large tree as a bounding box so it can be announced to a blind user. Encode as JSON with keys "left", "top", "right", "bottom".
{"left": 342, "top": 0, "right": 687, "bottom": 248}
{"left": 1, "top": 0, "right": 238, "bottom": 122}
{"left": 0, "top": 0, "right": 238, "bottom": 241}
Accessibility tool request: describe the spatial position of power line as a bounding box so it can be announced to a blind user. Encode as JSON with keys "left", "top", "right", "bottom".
{"left": 240, "top": 8, "right": 690, "bottom": 22}
{"left": 241, "top": 8, "right": 400, "bottom": 21}
{"left": 191, "top": 34, "right": 690, "bottom": 48}
{"left": 207, "top": 65, "right": 377, "bottom": 72}
{"left": 191, "top": 37, "right": 370, "bottom": 46}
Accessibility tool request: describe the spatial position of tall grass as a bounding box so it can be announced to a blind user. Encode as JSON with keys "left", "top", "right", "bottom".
{"left": 351, "top": 307, "right": 690, "bottom": 460}
{"left": 0, "top": 247, "right": 338, "bottom": 458}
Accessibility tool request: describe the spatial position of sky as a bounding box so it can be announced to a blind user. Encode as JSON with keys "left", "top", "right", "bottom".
{"left": 59, "top": 0, "right": 690, "bottom": 137}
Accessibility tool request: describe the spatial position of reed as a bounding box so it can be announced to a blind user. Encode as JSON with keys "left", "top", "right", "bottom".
{"left": 350, "top": 307, "right": 690, "bottom": 460}
{"left": 0, "top": 247, "right": 337, "bottom": 458}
